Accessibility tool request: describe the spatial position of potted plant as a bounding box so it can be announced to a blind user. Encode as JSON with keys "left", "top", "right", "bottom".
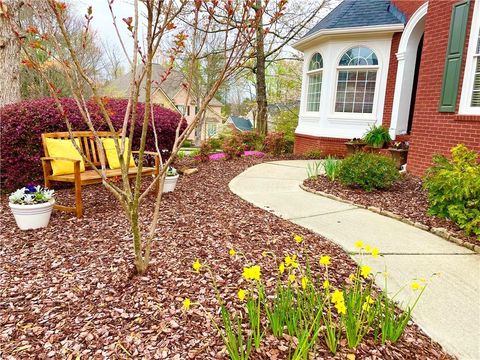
{"left": 363, "top": 125, "right": 392, "bottom": 150}
{"left": 344, "top": 138, "right": 367, "bottom": 154}
{"left": 388, "top": 141, "right": 409, "bottom": 169}
{"left": 8, "top": 185, "right": 55, "bottom": 230}
{"left": 163, "top": 166, "right": 179, "bottom": 193}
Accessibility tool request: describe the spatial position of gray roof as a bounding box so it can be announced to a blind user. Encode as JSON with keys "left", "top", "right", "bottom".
{"left": 104, "top": 63, "right": 223, "bottom": 107}
{"left": 303, "top": 0, "right": 405, "bottom": 39}
{"left": 229, "top": 116, "right": 253, "bottom": 131}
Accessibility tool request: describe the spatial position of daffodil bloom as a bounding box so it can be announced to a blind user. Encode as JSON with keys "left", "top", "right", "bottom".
{"left": 365, "top": 244, "right": 372, "bottom": 252}
{"left": 301, "top": 276, "right": 308, "bottom": 289}
{"left": 192, "top": 259, "right": 202, "bottom": 273}
{"left": 331, "top": 289, "right": 344, "bottom": 304}
{"left": 411, "top": 281, "right": 422, "bottom": 291}
{"left": 354, "top": 240, "right": 364, "bottom": 249}
{"left": 182, "top": 298, "right": 191, "bottom": 311}
{"left": 243, "top": 265, "right": 261, "bottom": 281}
{"left": 319, "top": 255, "right": 331, "bottom": 266}
{"left": 335, "top": 301, "right": 347, "bottom": 315}
{"left": 323, "top": 279, "right": 330, "bottom": 289}
{"left": 365, "top": 295, "right": 374, "bottom": 304}
{"left": 294, "top": 234, "right": 303, "bottom": 243}
{"left": 278, "top": 262, "right": 285, "bottom": 274}
{"left": 238, "top": 289, "right": 247, "bottom": 301}
{"left": 284, "top": 255, "right": 298, "bottom": 268}
{"left": 371, "top": 247, "right": 379, "bottom": 258}
{"left": 360, "top": 265, "right": 371, "bottom": 279}
{"left": 348, "top": 273, "right": 355, "bottom": 282}
{"left": 229, "top": 248, "right": 236, "bottom": 257}
{"left": 362, "top": 302, "right": 371, "bottom": 312}
{"left": 288, "top": 274, "right": 296, "bottom": 283}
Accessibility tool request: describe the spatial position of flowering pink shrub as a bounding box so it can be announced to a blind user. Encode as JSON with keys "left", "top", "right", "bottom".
{"left": 264, "top": 131, "right": 293, "bottom": 156}
{"left": 222, "top": 134, "right": 246, "bottom": 160}
{"left": 0, "top": 97, "right": 185, "bottom": 191}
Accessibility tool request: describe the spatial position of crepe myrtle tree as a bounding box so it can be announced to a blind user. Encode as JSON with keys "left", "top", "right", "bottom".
{"left": 7, "top": 0, "right": 285, "bottom": 274}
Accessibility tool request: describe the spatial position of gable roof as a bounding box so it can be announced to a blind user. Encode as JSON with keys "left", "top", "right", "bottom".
{"left": 228, "top": 116, "right": 253, "bottom": 131}
{"left": 302, "top": 0, "right": 405, "bottom": 39}
{"left": 104, "top": 63, "right": 223, "bottom": 107}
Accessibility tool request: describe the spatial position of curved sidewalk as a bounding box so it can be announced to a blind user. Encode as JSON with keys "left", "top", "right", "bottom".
{"left": 229, "top": 160, "right": 480, "bottom": 360}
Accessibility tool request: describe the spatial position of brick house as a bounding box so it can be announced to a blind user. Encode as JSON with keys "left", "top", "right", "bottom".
{"left": 293, "top": 0, "right": 480, "bottom": 175}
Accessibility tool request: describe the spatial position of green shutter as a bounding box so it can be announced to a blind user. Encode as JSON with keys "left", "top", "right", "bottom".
{"left": 439, "top": 0, "right": 470, "bottom": 112}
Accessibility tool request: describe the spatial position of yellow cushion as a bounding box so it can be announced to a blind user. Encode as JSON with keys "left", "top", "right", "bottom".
{"left": 45, "top": 138, "right": 85, "bottom": 176}
{"left": 102, "top": 138, "right": 136, "bottom": 169}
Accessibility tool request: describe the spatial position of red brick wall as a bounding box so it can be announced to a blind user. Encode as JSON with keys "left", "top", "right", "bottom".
{"left": 294, "top": 134, "right": 348, "bottom": 157}
{"left": 407, "top": 0, "right": 480, "bottom": 175}
{"left": 382, "top": 32, "right": 401, "bottom": 130}
{"left": 391, "top": 0, "right": 425, "bottom": 19}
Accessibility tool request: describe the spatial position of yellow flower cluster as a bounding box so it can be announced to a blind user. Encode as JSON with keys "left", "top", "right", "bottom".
{"left": 360, "top": 265, "right": 371, "bottom": 279}
{"left": 331, "top": 289, "right": 346, "bottom": 315}
{"left": 355, "top": 240, "right": 379, "bottom": 258}
{"left": 243, "top": 265, "right": 261, "bottom": 281}
{"left": 229, "top": 248, "right": 236, "bottom": 256}
{"left": 294, "top": 234, "right": 303, "bottom": 244}
{"left": 192, "top": 259, "right": 202, "bottom": 273}
{"left": 362, "top": 295, "right": 374, "bottom": 312}
{"left": 284, "top": 255, "right": 299, "bottom": 268}
{"left": 237, "top": 289, "right": 247, "bottom": 301}
{"left": 319, "top": 255, "right": 331, "bottom": 266}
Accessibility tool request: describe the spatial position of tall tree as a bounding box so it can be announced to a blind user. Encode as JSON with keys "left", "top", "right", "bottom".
{"left": 0, "top": 0, "right": 23, "bottom": 107}
{"left": 251, "top": 0, "right": 332, "bottom": 134}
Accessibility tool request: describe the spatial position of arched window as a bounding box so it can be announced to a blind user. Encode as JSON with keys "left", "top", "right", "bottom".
{"left": 306, "top": 53, "right": 323, "bottom": 112}
{"left": 335, "top": 46, "right": 379, "bottom": 114}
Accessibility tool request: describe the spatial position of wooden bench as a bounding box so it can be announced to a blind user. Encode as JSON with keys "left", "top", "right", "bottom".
{"left": 41, "top": 131, "right": 159, "bottom": 218}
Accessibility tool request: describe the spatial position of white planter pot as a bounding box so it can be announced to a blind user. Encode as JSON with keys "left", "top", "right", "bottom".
{"left": 9, "top": 200, "right": 55, "bottom": 230}
{"left": 163, "top": 175, "right": 179, "bottom": 193}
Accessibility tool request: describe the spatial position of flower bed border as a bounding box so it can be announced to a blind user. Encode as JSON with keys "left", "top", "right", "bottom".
{"left": 300, "top": 183, "right": 480, "bottom": 254}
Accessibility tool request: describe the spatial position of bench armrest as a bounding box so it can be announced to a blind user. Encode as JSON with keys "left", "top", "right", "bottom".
{"left": 41, "top": 157, "right": 81, "bottom": 163}
{"left": 131, "top": 150, "right": 160, "bottom": 157}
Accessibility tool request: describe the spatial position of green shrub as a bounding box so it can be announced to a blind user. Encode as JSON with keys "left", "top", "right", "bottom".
{"left": 274, "top": 107, "right": 298, "bottom": 143}
{"left": 304, "top": 149, "right": 322, "bottom": 159}
{"left": 264, "top": 131, "right": 293, "bottom": 155}
{"left": 323, "top": 156, "right": 341, "bottom": 181}
{"left": 338, "top": 152, "right": 400, "bottom": 191}
{"left": 363, "top": 125, "right": 391, "bottom": 148}
{"left": 207, "top": 137, "right": 223, "bottom": 151}
{"left": 423, "top": 144, "right": 480, "bottom": 238}
{"left": 182, "top": 140, "right": 193, "bottom": 148}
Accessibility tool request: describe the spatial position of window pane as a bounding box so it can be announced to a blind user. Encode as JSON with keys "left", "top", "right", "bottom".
{"left": 309, "top": 53, "right": 323, "bottom": 71}
{"left": 335, "top": 70, "right": 376, "bottom": 113}
{"left": 307, "top": 72, "right": 322, "bottom": 111}
{"left": 339, "top": 46, "right": 378, "bottom": 66}
{"left": 471, "top": 57, "right": 480, "bottom": 107}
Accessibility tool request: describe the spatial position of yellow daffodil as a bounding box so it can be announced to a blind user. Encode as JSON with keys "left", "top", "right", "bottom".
{"left": 192, "top": 259, "right": 202, "bottom": 273}
{"left": 288, "top": 274, "right": 296, "bottom": 283}
{"left": 229, "top": 248, "right": 236, "bottom": 257}
{"left": 331, "top": 289, "right": 344, "bottom": 304}
{"left": 348, "top": 273, "right": 355, "bottom": 282}
{"left": 371, "top": 247, "right": 379, "bottom": 258}
{"left": 411, "top": 281, "right": 423, "bottom": 291}
{"left": 319, "top": 255, "right": 331, "bottom": 266}
{"left": 323, "top": 279, "right": 330, "bottom": 289}
{"left": 285, "top": 255, "right": 298, "bottom": 268}
{"left": 360, "top": 265, "right": 371, "bottom": 279}
{"left": 182, "top": 298, "right": 191, "bottom": 311}
{"left": 354, "top": 240, "right": 364, "bottom": 249}
{"left": 301, "top": 276, "right": 308, "bottom": 289}
{"left": 278, "top": 262, "right": 285, "bottom": 274}
{"left": 237, "top": 289, "right": 247, "bottom": 301}
{"left": 365, "top": 244, "right": 371, "bottom": 252}
{"left": 365, "top": 295, "right": 374, "bottom": 304}
{"left": 362, "top": 302, "right": 371, "bottom": 312}
{"left": 243, "top": 265, "right": 261, "bottom": 281}
{"left": 335, "top": 301, "right": 347, "bottom": 315}
{"left": 294, "top": 234, "right": 303, "bottom": 243}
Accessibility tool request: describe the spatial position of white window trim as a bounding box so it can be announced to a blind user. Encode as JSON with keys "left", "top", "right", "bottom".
{"left": 332, "top": 64, "right": 380, "bottom": 119}
{"left": 459, "top": 0, "right": 480, "bottom": 115}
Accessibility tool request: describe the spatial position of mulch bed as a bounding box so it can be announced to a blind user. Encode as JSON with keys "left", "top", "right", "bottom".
{"left": 304, "top": 175, "right": 478, "bottom": 247}
{"left": 1, "top": 157, "right": 453, "bottom": 359}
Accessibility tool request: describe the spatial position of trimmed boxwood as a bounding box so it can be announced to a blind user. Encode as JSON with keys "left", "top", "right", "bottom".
{"left": 337, "top": 152, "right": 400, "bottom": 191}
{"left": 0, "top": 97, "right": 185, "bottom": 191}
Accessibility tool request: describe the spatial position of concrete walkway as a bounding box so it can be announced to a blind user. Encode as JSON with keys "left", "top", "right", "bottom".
{"left": 229, "top": 160, "right": 480, "bottom": 360}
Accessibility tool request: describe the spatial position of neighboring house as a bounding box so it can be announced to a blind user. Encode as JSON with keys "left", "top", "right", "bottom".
{"left": 293, "top": 0, "right": 480, "bottom": 175}
{"left": 102, "top": 64, "right": 224, "bottom": 143}
{"left": 226, "top": 115, "right": 254, "bottom": 132}
{"left": 245, "top": 102, "right": 300, "bottom": 132}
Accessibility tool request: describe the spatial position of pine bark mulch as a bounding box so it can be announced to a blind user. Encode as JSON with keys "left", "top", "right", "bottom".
{"left": 1, "top": 158, "right": 454, "bottom": 359}
{"left": 303, "top": 175, "right": 478, "bottom": 247}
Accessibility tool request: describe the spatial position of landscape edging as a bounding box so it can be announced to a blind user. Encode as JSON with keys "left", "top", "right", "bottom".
{"left": 299, "top": 183, "right": 480, "bottom": 254}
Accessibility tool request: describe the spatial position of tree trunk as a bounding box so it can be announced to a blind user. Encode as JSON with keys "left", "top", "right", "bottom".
{"left": 255, "top": 0, "right": 268, "bottom": 135}
{"left": 0, "top": 1, "right": 22, "bottom": 107}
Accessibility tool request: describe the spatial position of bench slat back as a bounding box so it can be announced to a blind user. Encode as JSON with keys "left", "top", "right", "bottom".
{"left": 41, "top": 131, "right": 120, "bottom": 168}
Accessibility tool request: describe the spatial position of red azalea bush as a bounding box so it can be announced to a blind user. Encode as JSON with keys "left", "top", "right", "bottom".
{"left": 238, "top": 131, "right": 264, "bottom": 151}
{"left": 222, "top": 133, "right": 246, "bottom": 160}
{"left": 0, "top": 97, "right": 185, "bottom": 191}
{"left": 198, "top": 141, "right": 212, "bottom": 162}
{"left": 264, "top": 131, "right": 293, "bottom": 156}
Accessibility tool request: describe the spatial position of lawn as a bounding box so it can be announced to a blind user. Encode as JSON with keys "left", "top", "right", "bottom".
{"left": 0, "top": 157, "right": 452, "bottom": 359}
